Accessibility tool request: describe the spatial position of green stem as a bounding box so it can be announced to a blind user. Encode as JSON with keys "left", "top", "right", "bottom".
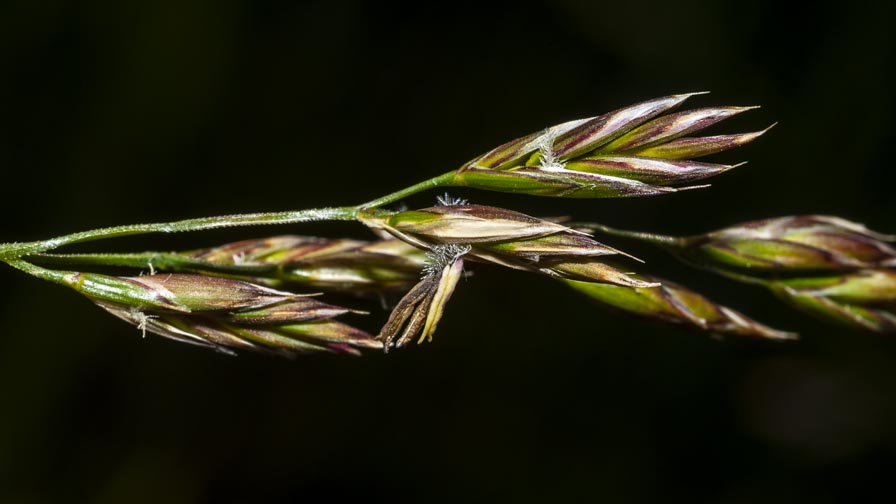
{"left": 0, "top": 207, "right": 358, "bottom": 261}
{"left": 32, "top": 252, "right": 280, "bottom": 277}
{"left": 0, "top": 171, "right": 459, "bottom": 261}
{"left": 4, "top": 258, "right": 70, "bottom": 286}
{"left": 360, "top": 170, "right": 458, "bottom": 209}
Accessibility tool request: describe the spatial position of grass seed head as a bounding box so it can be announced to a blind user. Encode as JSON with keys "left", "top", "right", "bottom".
{"left": 769, "top": 269, "right": 896, "bottom": 333}
{"left": 188, "top": 235, "right": 427, "bottom": 294}
{"left": 67, "top": 272, "right": 379, "bottom": 356}
{"left": 565, "top": 276, "right": 797, "bottom": 340}
{"left": 378, "top": 245, "right": 467, "bottom": 350}
{"left": 364, "top": 204, "right": 654, "bottom": 288}
{"left": 454, "top": 93, "right": 767, "bottom": 198}
{"left": 378, "top": 205, "right": 570, "bottom": 244}
{"left": 682, "top": 216, "right": 896, "bottom": 274}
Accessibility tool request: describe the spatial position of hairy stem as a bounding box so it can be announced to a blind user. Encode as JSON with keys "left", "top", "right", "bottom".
{"left": 0, "top": 207, "right": 358, "bottom": 261}
{"left": 4, "top": 258, "right": 70, "bottom": 286}
{"left": 32, "top": 252, "right": 280, "bottom": 277}
{"left": 0, "top": 171, "right": 459, "bottom": 261}
{"left": 359, "top": 171, "right": 459, "bottom": 209}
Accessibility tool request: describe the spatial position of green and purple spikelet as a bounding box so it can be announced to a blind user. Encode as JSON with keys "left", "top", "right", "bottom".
{"left": 675, "top": 216, "right": 896, "bottom": 273}
{"left": 66, "top": 271, "right": 379, "bottom": 356}
{"left": 565, "top": 275, "right": 796, "bottom": 340}
{"left": 362, "top": 203, "right": 657, "bottom": 288}
{"left": 453, "top": 93, "right": 769, "bottom": 198}
{"left": 596, "top": 215, "right": 896, "bottom": 333}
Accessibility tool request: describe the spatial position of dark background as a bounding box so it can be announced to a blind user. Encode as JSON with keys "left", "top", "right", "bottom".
{"left": 1, "top": 1, "right": 895, "bottom": 502}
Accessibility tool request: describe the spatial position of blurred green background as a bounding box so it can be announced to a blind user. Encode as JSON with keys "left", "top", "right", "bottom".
{"left": 1, "top": 1, "right": 895, "bottom": 502}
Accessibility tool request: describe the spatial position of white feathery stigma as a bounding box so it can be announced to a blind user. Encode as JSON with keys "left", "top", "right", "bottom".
{"left": 537, "top": 127, "right": 565, "bottom": 171}
{"left": 436, "top": 193, "right": 468, "bottom": 206}
{"left": 422, "top": 243, "right": 471, "bottom": 278}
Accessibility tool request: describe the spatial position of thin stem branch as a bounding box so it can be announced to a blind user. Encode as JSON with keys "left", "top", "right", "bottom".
{"left": 0, "top": 206, "right": 357, "bottom": 261}
{"left": 32, "top": 252, "right": 280, "bottom": 277}
{"left": 359, "top": 170, "right": 458, "bottom": 209}
{"left": 0, "top": 171, "right": 460, "bottom": 261}
{"left": 4, "top": 258, "right": 70, "bottom": 285}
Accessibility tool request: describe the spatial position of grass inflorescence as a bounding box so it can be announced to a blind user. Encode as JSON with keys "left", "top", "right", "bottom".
{"left": 2, "top": 93, "right": 893, "bottom": 357}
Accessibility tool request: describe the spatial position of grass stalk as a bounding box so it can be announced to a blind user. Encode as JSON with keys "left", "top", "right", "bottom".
{"left": 31, "top": 252, "right": 280, "bottom": 277}
{"left": 0, "top": 172, "right": 460, "bottom": 261}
